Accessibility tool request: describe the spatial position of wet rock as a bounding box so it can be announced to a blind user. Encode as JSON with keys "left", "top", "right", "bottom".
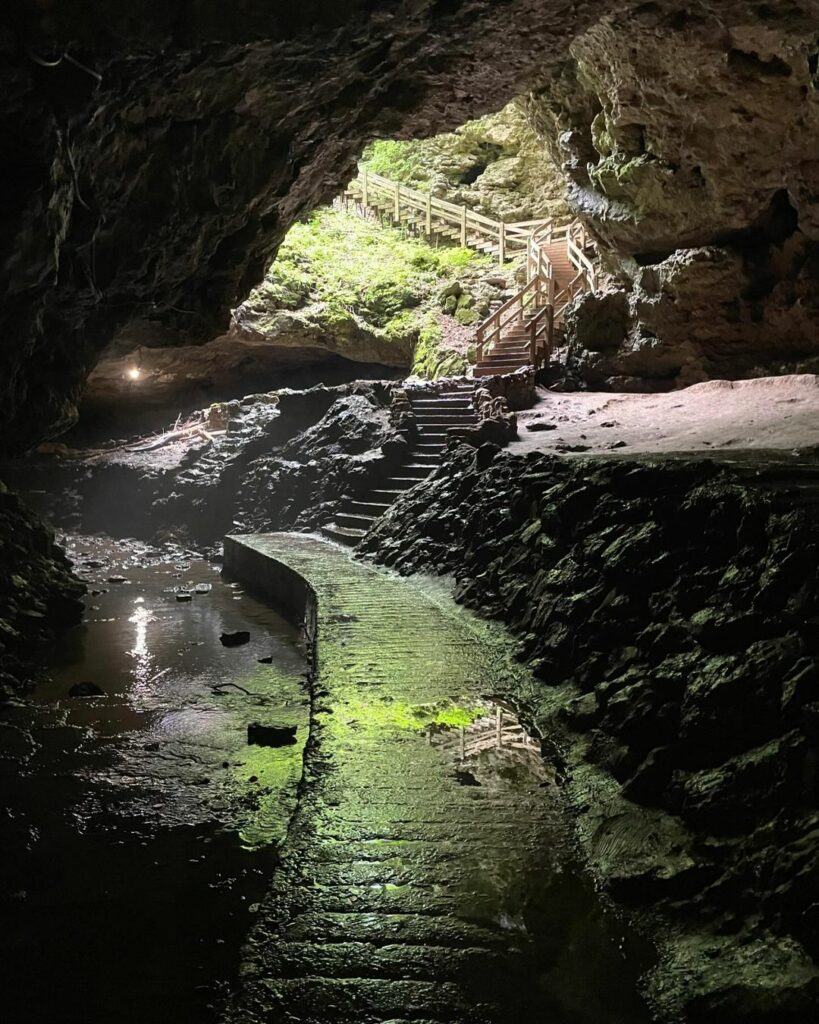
{"left": 257, "top": 656, "right": 274, "bottom": 664}
{"left": 107, "top": 575, "right": 128, "bottom": 583}
{"left": 247, "top": 723, "right": 298, "bottom": 747}
{"left": 176, "top": 592, "right": 193, "bottom": 602}
{"left": 195, "top": 583, "right": 212, "bottom": 594}
{"left": 220, "top": 630, "right": 251, "bottom": 647}
{"left": 69, "top": 681, "right": 105, "bottom": 697}
{"left": 361, "top": 447, "right": 819, "bottom": 1018}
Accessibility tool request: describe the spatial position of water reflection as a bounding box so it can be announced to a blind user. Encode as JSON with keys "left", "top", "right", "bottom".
{"left": 128, "top": 597, "right": 155, "bottom": 691}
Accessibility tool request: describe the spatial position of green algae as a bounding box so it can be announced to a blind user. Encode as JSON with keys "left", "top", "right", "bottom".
{"left": 336, "top": 694, "right": 489, "bottom": 736}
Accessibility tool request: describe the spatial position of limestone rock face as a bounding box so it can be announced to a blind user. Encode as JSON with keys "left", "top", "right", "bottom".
{"left": 360, "top": 448, "right": 819, "bottom": 1021}
{"left": 0, "top": 0, "right": 595, "bottom": 453}
{"left": 8, "top": 0, "right": 819, "bottom": 444}
{"left": 363, "top": 99, "right": 571, "bottom": 223}
{"left": 530, "top": 5, "right": 819, "bottom": 389}
{"left": 0, "top": 482, "right": 85, "bottom": 696}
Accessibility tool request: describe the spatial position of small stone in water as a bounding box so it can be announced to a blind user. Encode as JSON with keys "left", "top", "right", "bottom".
{"left": 257, "top": 656, "right": 273, "bottom": 664}
{"left": 195, "top": 583, "right": 212, "bottom": 594}
{"left": 69, "top": 681, "right": 105, "bottom": 697}
{"left": 247, "top": 722, "right": 297, "bottom": 747}
{"left": 107, "top": 575, "right": 127, "bottom": 583}
{"left": 176, "top": 592, "right": 193, "bottom": 602}
{"left": 221, "top": 630, "right": 250, "bottom": 647}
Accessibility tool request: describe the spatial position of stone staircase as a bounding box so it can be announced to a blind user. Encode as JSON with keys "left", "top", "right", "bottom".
{"left": 321, "top": 384, "right": 476, "bottom": 546}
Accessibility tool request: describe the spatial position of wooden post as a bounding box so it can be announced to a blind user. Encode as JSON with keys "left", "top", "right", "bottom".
{"left": 529, "top": 319, "right": 536, "bottom": 366}
{"left": 498, "top": 222, "right": 506, "bottom": 266}
{"left": 393, "top": 182, "right": 400, "bottom": 222}
{"left": 495, "top": 706, "right": 503, "bottom": 750}
{"left": 547, "top": 305, "right": 555, "bottom": 360}
{"left": 460, "top": 205, "right": 467, "bottom": 246}
{"left": 425, "top": 192, "right": 432, "bottom": 236}
{"left": 361, "top": 168, "right": 369, "bottom": 208}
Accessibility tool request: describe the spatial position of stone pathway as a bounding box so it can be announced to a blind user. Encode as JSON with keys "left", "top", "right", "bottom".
{"left": 223, "top": 534, "right": 653, "bottom": 1024}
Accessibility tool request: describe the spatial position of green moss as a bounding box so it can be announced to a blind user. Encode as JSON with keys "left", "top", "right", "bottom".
{"left": 411, "top": 315, "right": 469, "bottom": 379}
{"left": 455, "top": 307, "right": 479, "bottom": 326}
{"left": 342, "top": 695, "right": 490, "bottom": 735}
{"left": 247, "top": 207, "right": 488, "bottom": 376}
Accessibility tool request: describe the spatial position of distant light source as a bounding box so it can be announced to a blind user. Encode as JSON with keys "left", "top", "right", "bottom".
{"left": 126, "top": 366, "right": 141, "bottom": 381}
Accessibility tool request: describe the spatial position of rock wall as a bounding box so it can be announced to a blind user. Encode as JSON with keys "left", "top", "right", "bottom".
{"left": 362, "top": 98, "right": 571, "bottom": 223}
{"left": 1, "top": 0, "right": 605, "bottom": 454}
{"left": 11, "top": 1, "right": 819, "bottom": 449}
{"left": 0, "top": 483, "right": 85, "bottom": 697}
{"left": 2, "top": 382, "right": 406, "bottom": 548}
{"left": 527, "top": 4, "right": 819, "bottom": 389}
{"left": 360, "top": 447, "right": 819, "bottom": 1022}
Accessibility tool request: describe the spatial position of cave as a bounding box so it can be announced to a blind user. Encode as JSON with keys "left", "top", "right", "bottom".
{"left": 4, "top": 2, "right": 819, "bottom": 1023}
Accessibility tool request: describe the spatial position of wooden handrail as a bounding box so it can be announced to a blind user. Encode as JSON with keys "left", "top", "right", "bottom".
{"left": 342, "top": 166, "right": 602, "bottom": 372}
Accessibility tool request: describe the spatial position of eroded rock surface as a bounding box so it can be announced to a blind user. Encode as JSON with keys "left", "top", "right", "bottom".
{"left": 1, "top": 382, "right": 405, "bottom": 548}
{"left": 361, "top": 448, "right": 819, "bottom": 1021}
{"left": 0, "top": 482, "right": 85, "bottom": 696}
{"left": 530, "top": 6, "right": 819, "bottom": 389}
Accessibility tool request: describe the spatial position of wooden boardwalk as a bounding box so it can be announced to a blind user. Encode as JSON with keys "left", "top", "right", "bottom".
{"left": 341, "top": 169, "right": 598, "bottom": 375}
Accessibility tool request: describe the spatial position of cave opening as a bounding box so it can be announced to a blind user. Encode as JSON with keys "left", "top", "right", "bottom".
{"left": 4, "top": 4, "right": 819, "bottom": 1024}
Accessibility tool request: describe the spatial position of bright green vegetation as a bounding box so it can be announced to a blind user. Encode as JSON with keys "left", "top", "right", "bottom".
{"left": 261, "top": 207, "right": 487, "bottom": 327}
{"left": 360, "top": 99, "right": 569, "bottom": 224}
{"left": 341, "top": 695, "right": 490, "bottom": 735}
{"left": 250, "top": 207, "right": 491, "bottom": 378}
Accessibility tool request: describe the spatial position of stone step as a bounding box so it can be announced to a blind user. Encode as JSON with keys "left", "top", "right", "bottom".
{"left": 409, "top": 399, "right": 472, "bottom": 410}
{"left": 335, "top": 512, "right": 376, "bottom": 530}
{"left": 474, "top": 365, "right": 531, "bottom": 378}
{"left": 410, "top": 452, "right": 440, "bottom": 464}
{"left": 413, "top": 413, "right": 476, "bottom": 423}
{"left": 320, "top": 524, "right": 366, "bottom": 546}
{"left": 384, "top": 476, "right": 425, "bottom": 490}
{"left": 370, "top": 489, "right": 406, "bottom": 502}
{"left": 401, "top": 464, "right": 434, "bottom": 479}
{"left": 346, "top": 500, "right": 392, "bottom": 517}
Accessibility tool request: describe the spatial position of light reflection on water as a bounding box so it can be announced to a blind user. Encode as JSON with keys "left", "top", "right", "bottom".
{"left": 128, "top": 598, "right": 156, "bottom": 692}
{"left": 0, "top": 534, "right": 311, "bottom": 1024}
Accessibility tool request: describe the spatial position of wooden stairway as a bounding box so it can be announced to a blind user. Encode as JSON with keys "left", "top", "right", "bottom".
{"left": 342, "top": 170, "right": 542, "bottom": 265}
{"left": 341, "top": 167, "right": 599, "bottom": 380}
{"left": 321, "top": 384, "right": 476, "bottom": 546}
{"left": 474, "top": 221, "right": 597, "bottom": 377}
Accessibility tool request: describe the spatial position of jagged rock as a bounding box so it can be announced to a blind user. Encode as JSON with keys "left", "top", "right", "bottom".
{"left": 247, "top": 723, "right": 298, "bottom": 747}
{"left": 68, "top": 681, "right": 105, "bottom": 697}
{"left": 360, "top": 448, "right": 819, "bottom": 1020}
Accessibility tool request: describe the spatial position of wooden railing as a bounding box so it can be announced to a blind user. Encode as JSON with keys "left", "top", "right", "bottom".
{"left": 343, "top": 166, "right": 600, "bottom": 371}
{"left": 345, "top": 169, "right": 541, "bottom": 265}
{"left": 475, "top": 272, "right": 554, "bottom": 365}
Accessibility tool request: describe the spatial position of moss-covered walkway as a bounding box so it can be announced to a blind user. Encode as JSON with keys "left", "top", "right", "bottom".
{"left": 222, "top": 533, "right": 651, "bottom": 1024}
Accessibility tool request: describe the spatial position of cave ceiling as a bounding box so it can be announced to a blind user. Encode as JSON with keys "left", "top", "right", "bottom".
{"left": 3, "top": 0, "right": 819, "bottom": 449}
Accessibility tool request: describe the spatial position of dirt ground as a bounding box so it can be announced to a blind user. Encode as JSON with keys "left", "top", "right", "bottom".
{"left": 513, "top": 375, "right": 819, "bottom": 456}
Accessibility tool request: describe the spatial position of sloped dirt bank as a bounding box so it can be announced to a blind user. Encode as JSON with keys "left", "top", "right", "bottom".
{"left": 360, "top": 448, "right": 819, "bottom": 1022}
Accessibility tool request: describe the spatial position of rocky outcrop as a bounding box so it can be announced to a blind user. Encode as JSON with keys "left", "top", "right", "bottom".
{"left": 527, "top": 7, "right": 819, "bottom": 389}
{"left": 8, "top": 1, "right": 819, "bottom": 444}
{"left": 0, "top": 483, "right": 85, "bottom": 696}
{"left": 360, "top": 448, "right": 819, "bottom": 1021}
{"left": 2, "top": 0, "right": 603, "bottom": 454}
{"left": 362, "top": 99, "right": 570, "bottom": 223}
{"left": 2, "top": 382, "right": 405, "bottom": 548}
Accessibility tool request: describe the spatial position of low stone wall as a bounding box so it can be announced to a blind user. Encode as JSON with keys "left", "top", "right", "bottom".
{"left": 360, "top": 446, "right": 819, "bottom": 1022}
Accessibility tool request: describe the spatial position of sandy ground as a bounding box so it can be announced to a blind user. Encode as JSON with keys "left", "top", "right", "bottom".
{"left": 513, "top": 375, "right": 819, "bottom": 457}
